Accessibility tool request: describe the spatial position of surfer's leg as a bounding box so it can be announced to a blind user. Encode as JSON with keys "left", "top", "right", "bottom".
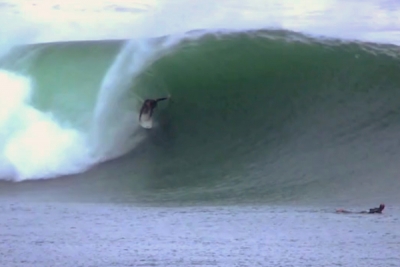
{"left": 336, "top": 209, "right": 354, "bottom": 213}
{"left": 139, "top": 105, "right": 148, "bottom": 121}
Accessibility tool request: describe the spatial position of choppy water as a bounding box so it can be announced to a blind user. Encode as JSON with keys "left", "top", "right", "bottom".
{"left": 1, "top": 202, "right": 399, "bottom": 267}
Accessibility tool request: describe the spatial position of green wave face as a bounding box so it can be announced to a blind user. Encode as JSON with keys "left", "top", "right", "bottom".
{"left": 1, "top": 30, "right": 400, "bottom": 204}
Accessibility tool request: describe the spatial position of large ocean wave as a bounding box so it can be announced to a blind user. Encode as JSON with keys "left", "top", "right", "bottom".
{"left": 1, "top": 2, "right": 400, "bottom": 203}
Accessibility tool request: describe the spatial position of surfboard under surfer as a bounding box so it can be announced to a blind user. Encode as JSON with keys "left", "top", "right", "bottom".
{"left": 139, "top": 95, "right": 170, "bottom": 122}
{"left": 336, "top": 204, "right": 385, "bottom": 214}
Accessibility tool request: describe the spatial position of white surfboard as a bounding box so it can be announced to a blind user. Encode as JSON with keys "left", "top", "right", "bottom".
{"left": 139, "top": 113, "right": 153, "bottom": 129}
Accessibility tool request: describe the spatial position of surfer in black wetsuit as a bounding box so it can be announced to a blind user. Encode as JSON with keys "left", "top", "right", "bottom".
{"left": 139, "top": 96, "right": 170, "bottom": 121}
{"left": 362, "top": 204, "right": 385, "bottom": 214}
{"left": 336, "top": 203, "right": 385, "bottom": 214}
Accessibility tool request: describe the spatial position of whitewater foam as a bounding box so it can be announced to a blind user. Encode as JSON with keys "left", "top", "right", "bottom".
{"left": 0, "top": 24, "right": 197, "bottom": 181}
{"left": 0, "top": 70, "right": 94, "bottom": 181}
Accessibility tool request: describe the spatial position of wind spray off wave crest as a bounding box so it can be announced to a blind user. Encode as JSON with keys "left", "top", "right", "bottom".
{"left": 90, "top": 37, "right": 183, "bottom": 161}
{"left": 0, "top": 70, "right": 94, "bottom": 181}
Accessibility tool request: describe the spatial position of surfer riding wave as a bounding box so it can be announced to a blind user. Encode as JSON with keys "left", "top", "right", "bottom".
{"left": 139, "top": 95, "right": 171, "bottom": 123}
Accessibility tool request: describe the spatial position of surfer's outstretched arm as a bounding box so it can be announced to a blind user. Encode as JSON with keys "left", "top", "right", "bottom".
{"left": 155, "top": 95, "right": 171, "bottom": 103}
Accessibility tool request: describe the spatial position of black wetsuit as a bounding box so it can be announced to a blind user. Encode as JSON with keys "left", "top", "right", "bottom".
{"left": 368, "top": 207, "right": 384, "bottom": 214}
{"left": 139, "top": 97, "right": 168, "bottom": 121}
{"left": 359, "top": 205, "right": 385, "bottom": 214}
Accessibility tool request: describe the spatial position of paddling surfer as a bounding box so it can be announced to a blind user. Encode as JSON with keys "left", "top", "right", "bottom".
{"left": 336, "top": 204, "right": 385, "bottom": 214}
{"left": 139, "top": 95, "right": 170, "bottom": 122}
{"left": 362, "top": 203, "right": 385, "bottom": 214}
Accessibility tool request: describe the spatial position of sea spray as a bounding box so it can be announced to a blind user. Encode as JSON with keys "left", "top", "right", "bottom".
{"left": 90, "top": 36, "right": 185, "bottom": 161}
{"left": 0, "top": 70, "right": 93, "bottom": 181}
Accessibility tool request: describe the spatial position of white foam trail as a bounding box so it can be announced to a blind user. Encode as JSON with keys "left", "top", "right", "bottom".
{"left": 0, "top": 70, "right": 94, "bottom": 181}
